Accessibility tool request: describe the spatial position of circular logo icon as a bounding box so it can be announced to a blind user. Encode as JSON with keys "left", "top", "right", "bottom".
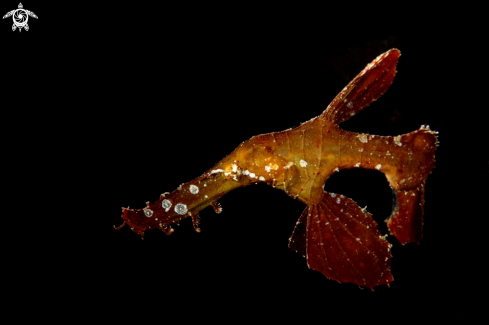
{"left": 13, "top": 9, "right": 28, "bottom": 27}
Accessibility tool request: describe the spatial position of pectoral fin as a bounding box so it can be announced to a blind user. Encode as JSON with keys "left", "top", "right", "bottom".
{"left": 289, "top": 192, "right": 393, "bottom": 289}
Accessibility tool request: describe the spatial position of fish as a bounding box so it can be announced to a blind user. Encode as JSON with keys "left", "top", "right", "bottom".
{"left": 115, "top": 49, "right": 438, "bottom": 289}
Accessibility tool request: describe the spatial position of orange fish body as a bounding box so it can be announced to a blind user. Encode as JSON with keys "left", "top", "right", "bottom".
{"left": 116, "top": 49, "right": 438, "bottom": 289}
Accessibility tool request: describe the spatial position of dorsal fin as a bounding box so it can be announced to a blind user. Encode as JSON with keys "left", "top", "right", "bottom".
{"left": 321, "top": 49, "right": 400, "bottom": 124}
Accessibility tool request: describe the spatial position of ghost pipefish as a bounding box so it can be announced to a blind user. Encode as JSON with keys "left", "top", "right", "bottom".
{"left": 115, "top": 49, "right": 438, "bottom": 289}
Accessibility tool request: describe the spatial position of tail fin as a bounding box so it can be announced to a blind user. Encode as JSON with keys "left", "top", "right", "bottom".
{"left": 289, "top": 191, "right": 393, "bottom": 289}
{"left": 385, "top": 126, "right": 438, "bottom": 245}
{"left": 386, "top": 187, "right": 425, "bottom": 245}
{"left": 321, "top": 49, "right": 400, "bottom": 124}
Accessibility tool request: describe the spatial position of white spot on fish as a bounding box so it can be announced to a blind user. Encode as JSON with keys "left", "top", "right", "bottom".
{"left": 333, "top": 167, "right": 339, "bottom": 172}
{"left": 357, "top": 134, "right": 368, "bottom": 143}
{"left": 162, "top": 199, "right": 172, "bottom": 212}
{"left": 210, "top": 169, "right": 224, "bottom": 174}
{"left": 347, "top": 101, "right": 353, "bottom": 108}
{"left": 189, "top": 185, "right": 199, "bottom": 194}
{"left": 354, "top": 162, "right": 361, "bottom": 167}
{"left": 284, "top": 162, "right": 295, "bottom": 169}
{"left": 375, "top": 164, "right": 382, "bottom": 170}
{"left": 250, "top": 173, "right": 256, "bottom": 178}
{"left": 336, "top": 198, "right": 341, "bottom": 204}
{"left": 356, "top": 238, "right": 360, "bottom": 241}
{"left": 175, "top": 204, "right": 188, "bottom": 215}
{"left": 243, "top": 170, "right": 250, "bottom": 175}
{"left": 265, "top": 166, "right": 272, "bottom": 172}
{"left": 394, "top": 135, "right": 402, "bottom": 146}
{"left": 330, "top": 193, "right": 336, "bottom": 198}
{"left": 259, "top": 176, "right": 265, "bottom": 181}
{"left": 300, "top": 159, "right": 308, "bottom": 167}
{"left": 143, "top": 208, "right": 153, "bottom": 218}
{"left": 205, "top": 195, "right": 208, "bottom": 198}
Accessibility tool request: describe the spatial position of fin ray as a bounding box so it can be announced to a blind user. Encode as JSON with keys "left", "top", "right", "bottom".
{"left": 288, "top": 207, "right": 308, "bottom": 257}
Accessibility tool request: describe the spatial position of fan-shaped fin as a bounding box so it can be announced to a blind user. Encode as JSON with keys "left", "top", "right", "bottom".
{"left": 321, "top": 49, "right": 400, "bottom": 124}
{"left": 290, "top": 191, "right": 393, "bottom": 289}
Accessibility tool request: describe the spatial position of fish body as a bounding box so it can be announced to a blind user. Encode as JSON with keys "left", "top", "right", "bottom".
{"left": 116, "top": 49, "right": 438, "bottom": 289}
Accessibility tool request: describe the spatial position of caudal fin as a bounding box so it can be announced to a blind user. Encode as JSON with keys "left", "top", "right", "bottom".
{"left": 321, "top": 49, "right": 400, "bottom": 124}
{"left": 386, "top": 187, "right": 425, "bottom": 245}
{"left": 289, "top": 191, "right": 393, "bottom": 289}
{"left": 385, "top": 126, "right": 438, "bottom": 245}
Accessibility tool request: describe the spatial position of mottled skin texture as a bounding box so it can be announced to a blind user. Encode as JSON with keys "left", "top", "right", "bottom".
{"left": 116, "top": 49, "right": 438, "bottom": 289}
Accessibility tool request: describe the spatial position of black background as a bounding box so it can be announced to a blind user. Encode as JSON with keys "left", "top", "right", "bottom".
{"left": 1, "top": 2, "right": 484, "bottom": 322}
